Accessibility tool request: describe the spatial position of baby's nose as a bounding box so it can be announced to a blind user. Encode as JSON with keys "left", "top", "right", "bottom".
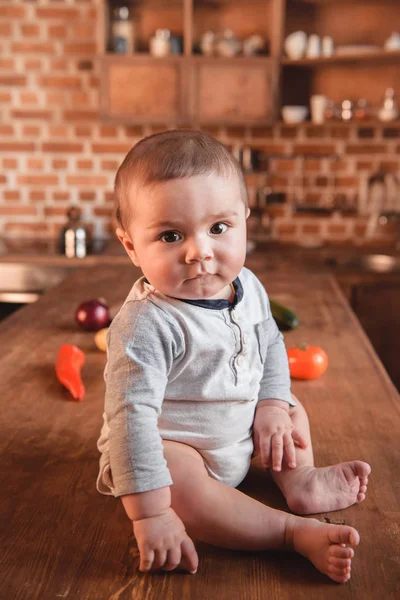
{"left": 185, "top": 236, "right": 214, "bottom": 263}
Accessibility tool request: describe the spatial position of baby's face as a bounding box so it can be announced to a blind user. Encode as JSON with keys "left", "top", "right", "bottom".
{"left": 118, "top": 173, "right": 249, "bottom": 300}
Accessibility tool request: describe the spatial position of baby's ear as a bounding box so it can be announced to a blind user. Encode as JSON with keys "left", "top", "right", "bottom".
{"left": 246, "top": 207, "right": 251, "bottom": 219}
{"left": 116, "top": 227, "right": 140, "bottom": 266}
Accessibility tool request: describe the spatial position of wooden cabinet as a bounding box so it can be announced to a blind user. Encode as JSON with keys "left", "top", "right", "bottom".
{"left": 99, "top": 0, "right": 282, "bottom": 124}
{"left": 336, "top": 277, "right": 400, "bottom": 391}
{"left": 281, "top": 0, "right": 400, "bottom": 113}
{"left": 98, "top": 0, "right": 400, "bottom": 123}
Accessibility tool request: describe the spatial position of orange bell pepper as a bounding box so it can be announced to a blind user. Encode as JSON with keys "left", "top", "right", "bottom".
{"left": 55, "top": 344, "right": 85, "bottom": 401}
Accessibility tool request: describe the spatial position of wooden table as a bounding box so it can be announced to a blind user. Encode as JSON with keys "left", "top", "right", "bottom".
{"left": 1, "top": 258, "right": 399, "bottom": 600}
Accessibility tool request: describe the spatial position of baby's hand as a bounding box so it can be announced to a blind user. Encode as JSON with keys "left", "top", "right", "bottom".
{"left": 133, "top": 507, "right": 198, "bottom": 574}
{"left": 253, "top": 402, "right": 307, "bottom": 472}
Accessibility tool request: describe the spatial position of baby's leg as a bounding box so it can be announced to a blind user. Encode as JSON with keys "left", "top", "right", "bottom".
{"left": 271, "top": 397, "right": 371, "bottom": 515}
{"left": 163, "top": 440, "right": 358, "bottom": 583}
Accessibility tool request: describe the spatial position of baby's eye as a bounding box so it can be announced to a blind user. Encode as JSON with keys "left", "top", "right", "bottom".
{"left": 210, "top": 222, "right": 228, "bottom": 235}
{"left": 159, "top": 231, "right": 182, "bottom": 243}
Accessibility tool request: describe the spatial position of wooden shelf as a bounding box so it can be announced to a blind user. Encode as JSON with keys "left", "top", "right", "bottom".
{"left": 281, "top": 49, "right": 400, "bottom": 66}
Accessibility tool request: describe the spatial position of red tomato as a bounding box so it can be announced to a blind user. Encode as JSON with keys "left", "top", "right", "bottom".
{"left": 287, "top": 345, "right": 328, "bottom": 380}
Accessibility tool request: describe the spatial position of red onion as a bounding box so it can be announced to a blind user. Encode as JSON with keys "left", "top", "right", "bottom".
{"left": 75, "top": 298, "right": 111, "bottom": 332}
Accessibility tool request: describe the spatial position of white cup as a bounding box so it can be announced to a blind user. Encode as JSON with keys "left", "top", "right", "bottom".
{"left": 306, "top": 34, "right": 321, "bottom": 58}
{"left": 322, "top": 36, "right": 334, "bottom": 57}
{"left": 310, "top": 95, "right": 328, "bottom": 124}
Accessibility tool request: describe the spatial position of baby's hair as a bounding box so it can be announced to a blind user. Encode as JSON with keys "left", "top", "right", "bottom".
{"left": 114, "top": 129, "right": 248, "bottom": 229}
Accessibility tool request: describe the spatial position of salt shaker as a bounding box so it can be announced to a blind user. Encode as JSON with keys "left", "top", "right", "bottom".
{"left": 150, "top": 29, "right": 171, "bottom": 57}
{"left": 111, "top": 6, "right": 135, "bottom": 54}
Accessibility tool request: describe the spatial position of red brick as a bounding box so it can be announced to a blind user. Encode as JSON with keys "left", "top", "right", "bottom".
{"left": 36, "top": 7, "right": 79, "bottom": 20}
{"left": 12, "top": 110, "right": 52, "bottom": 120}
{"left": 39, "top": 76, "right": 81, "bottom": 89}
{"left": 71, "top": 23, "right": 95, "bottom": 39}
{"left": 4, "top": 223, "right": 48, "bottom": 234}
{"left": 76, "top": 160, "right": 93, "bottom": 170}
{"left": 99, "top": 125, "right": 118, "bottom": 138}
{"left": 12, "top": 43, "right": 55, "bottom": 54}
{"left": 63, "top": 110, "right": 99, "bottom": 121}
{"left": 304, "top": 159, "right": 323, "bottom": 172}
{"left": 0, "top": 58, "right": 14, "bottom": 69}
{"left": 327, "top": 224, "right": 347, "bottom": 235}
{"left": 92, "top": 143, "right": 132, "bottom": 154}
{"left": 0, "top": 75, "right": 26, "bottom": 87}
{"left": 46, "top": 91, "right": 68, "bottom": 106}
{"left": 18, "top": 175, "right": 58, "bottom": 185}
{"left": 19, "top": 92, "right": 40, "bottom": 105}
{"left": 48, "top": 125, "right": 69, "bottom": 137}
{"left": 50, "top": 59, "right": 69, "bottom": 71}
{"left": 335, "top": 176, "right": 359, "bottom": 187}
{"left": 74, "top": 125, "right": 93, "bottom": 137}
{"left": 45, "top": 206, "right": 69, "bottom": 216}
{"left": 251, "top": 143, "right": 286, "bottom": 154}
{"left": 0, "top": 175, "right": 7, "bottom": 184}
{"left": 272, "top": 159, "right": 297, "bottom": 172}
{"left": 0, "top": 92, "right": 11, "bottom": 102}
{"left": 94, "top": 207, "right": 113, "bottom": 218}
{"left": 0, "top": 142, "right": 35, "bottom": 152}
{"left": 301, "top": 223, "right": 321, "bottom": 234}
{"left": 3, "top": 159, "right": 18, "bottom": 169}
{"left": 124, "top": 126, "right": 144, "bottom": 138}
{"left": 293, "top": 144, "right": 336, "bottom": 155}
{"left": 0, "top": 206, "right": 37, "bottom": 216}
{"left": 29, "top": 191, "right": 46, "bottom": 202}
{"left": 24, "top": 59, "right": 43, "bottom": 71}
{"left": 48, "top": 25, "right": 68, "bottom": 40}
{"left": 356, "top": 160, "right": 374, "bottom": 170}
{"left": 64, "top": 43, "right": 96, "bottom": 54}
{"left": 66, "top": 175, "right": 109, "bottom": 186}
{"left": 20, "top": 24, "right": 41, "bottom": 37}
{"left": 3, "top": 191, "right": 20, "bottom": 201}
{"left": 379, "top": 161, "right": 400, "bottom": 172}
{"left": 70, "top": 91, "right": 91, "bottom": 106}
{"left": 22, "top": 126, "right": 41, "bottom": 137}
{"left": 79, "top": 191, "right": 96, "bottom": 201}
{"left": 0, "top": 6, "right": 26, "bottom": 18}
{"left": 305, "top": 125, "right": 326, "bottom": 139}
{"left": 0, "top": 23, "right": 12, "bottom": 36}
{"left": 277, "top": 223, "right": 297, "bottom": 235}
{"left": 101, "top": 160, "right": 120, "bottom": 171}
{"left": 346, "top": 144, "right": 387, "bottom": 154}
{"left": 52, "top": 159, "right": 68, "bottom": 170}
{"left": 26, "top": 158, "right": 44, "bottom": 170}
{"left": 0, "top": 125, "right": 14, "bottom": 136}
{"left": 42, "top": 143, "right": 83, "bottom": 153}
{"left": 52, "top": 192, "right": 70, "bottom": 202}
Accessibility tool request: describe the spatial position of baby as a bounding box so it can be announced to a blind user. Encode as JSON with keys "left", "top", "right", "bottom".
{"left": 97, "top": 130, "right": 371, "bottom": 583}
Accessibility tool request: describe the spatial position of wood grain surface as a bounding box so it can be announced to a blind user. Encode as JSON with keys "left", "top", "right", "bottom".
{"left": 0, "top": 256, "right": 399, "bottom": 600}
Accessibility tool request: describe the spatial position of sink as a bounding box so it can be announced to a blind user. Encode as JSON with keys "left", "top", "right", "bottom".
{"left": 325, "top": 253, "right": 400, "bottom": 273}
{"left": 0, "top": 263, "right": 74, "bottom": 303}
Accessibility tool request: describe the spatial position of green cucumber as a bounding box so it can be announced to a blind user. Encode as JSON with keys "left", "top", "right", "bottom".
{"left": 269, "top": 299, "right": 299, "bottom": 331}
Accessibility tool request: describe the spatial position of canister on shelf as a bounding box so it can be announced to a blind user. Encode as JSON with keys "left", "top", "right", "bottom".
{"left": 111, "top": 6, "right": 135, "bottom": 54}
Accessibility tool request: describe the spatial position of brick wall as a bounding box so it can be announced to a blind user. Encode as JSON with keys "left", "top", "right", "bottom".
{"left": 1, "top": 0, "right": 400, "bottom": 245}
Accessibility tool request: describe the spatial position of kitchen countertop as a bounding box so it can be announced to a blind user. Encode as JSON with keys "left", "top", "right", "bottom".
{"left": 0, "top": 255, "right": 399, "bottom": 599}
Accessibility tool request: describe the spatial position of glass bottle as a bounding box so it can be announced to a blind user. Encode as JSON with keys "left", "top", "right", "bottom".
{"left": 111, "top": 6, "right": 135, "bottom": 54}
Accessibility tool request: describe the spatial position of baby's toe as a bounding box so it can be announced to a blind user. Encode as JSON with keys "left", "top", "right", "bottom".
{"left": 357, "top": 492, "right": 366, "bottom": 502}
{"left": 327, "top": 525, "right": 360, "bottom": 548}
{"left": 329, "top": 556, "right": 352, "bottom": 569}
{"left": 328, "top": 569, "right": 351, "bottom": 584}
{"left": 329, "top": 545, "right": 354, "bottom": 559}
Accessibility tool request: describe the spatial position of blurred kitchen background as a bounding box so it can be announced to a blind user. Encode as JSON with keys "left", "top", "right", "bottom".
{"left": 1, "top": 0, "right": 400, "bottom": 387}
{"left": 1, "top": 0, "right": 400, "bottom": 249}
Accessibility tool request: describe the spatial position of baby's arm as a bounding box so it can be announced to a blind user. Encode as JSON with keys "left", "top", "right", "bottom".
{"left": 121, "top": 487, "right": 198, "bottom": 574}
{"left": 104, "top": 301, "right": 197, "bottom": 572}
{"left": 254, "top": 291, "right": 307, "bottom": 470}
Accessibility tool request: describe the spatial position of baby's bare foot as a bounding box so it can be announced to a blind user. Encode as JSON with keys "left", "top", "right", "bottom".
{"left": 286, "top": 515, "right": 359, "bottom": 584}
{"left": 286, "top": 516, "right": 359, "bottom": 583}
{"left": 273, "top": 461, "right": 371, "bottom": 515}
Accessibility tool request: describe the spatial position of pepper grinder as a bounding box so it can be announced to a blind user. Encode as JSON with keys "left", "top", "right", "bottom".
{"left": 59, "top": 206, "right": 91, "bottom": 259}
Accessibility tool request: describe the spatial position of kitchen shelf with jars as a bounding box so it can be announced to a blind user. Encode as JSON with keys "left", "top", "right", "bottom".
{"left": 97, "top": 0, "right": 283, "bottom": 124}
{"left": 97, "top": 0, "right": 400, "bottom": 126}
{"left": 280, "top": 0, "right": 400, "bottom": 126}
